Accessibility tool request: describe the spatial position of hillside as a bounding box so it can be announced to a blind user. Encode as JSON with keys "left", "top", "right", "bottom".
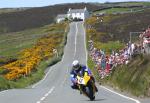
{"left": 0, "top": 2, "right": 150, "bottom": 34}
{"left": 0, "top": 3, "right": 100, "bottom": 34}
{"left": 105, "top": 54, "right": 150, "bottom": 97}
{"left": 86, "top": 6, "right": 150, "bottom": 97}
{"left": 93, "top": 9, "right": 150, "bottom": 43}
{"left": 0, "top": 8, "right": 29, "bottom": 14}
{"left": 0, "top": 22, "right": 68, "bottom": 89}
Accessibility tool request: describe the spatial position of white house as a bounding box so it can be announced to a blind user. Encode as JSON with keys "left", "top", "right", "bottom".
{"left": 67, "top": 7, "right": 90, "bottom": 21}
{"left": 56, "top": 14, "right": 67, "bottom": 23}
{"left": 56, "top": 7, "right": 90, "bottom": 23}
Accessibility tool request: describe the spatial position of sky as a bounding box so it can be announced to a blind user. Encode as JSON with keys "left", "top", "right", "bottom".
{"left": 0, "top": 0, "right": 149, "bottom": 8}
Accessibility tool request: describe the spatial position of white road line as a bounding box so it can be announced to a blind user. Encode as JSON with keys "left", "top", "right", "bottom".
{"left": 40, "top": 97, "right": 45, "bottom": 101}
{"left": 32, "top": 67, "right": 53, "bottom": 88}
{"left": 44, "top": 93, "right": 49, "bottom": 97}
{"left": 37, "top": 86, "right": 55, "bottom": 103}
{"left": 0, "top": 90, "right": 9, "bottom": 94}
{"left": 74, "top": 22, "right": 78, "bottom": 58}
{"left": 101, "top": 86, "right": 140, "bottom": 103}
{"left": 48, "top": 86, "right": 55, "bottom": 94}
{"left": 82, "top": 23, "right": 140, "bottom": 103}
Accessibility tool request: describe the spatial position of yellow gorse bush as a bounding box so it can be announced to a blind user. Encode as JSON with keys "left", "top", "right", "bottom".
{"left": 0, "top": 23, "right": 67, "bottom": 80}
{"left": 86, "top": 17, "right": 97, "bottom": 26}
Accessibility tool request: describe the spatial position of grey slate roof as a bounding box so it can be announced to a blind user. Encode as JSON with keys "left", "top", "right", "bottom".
{"left": 67, "top": 9, "right": 85, "bottom": 14}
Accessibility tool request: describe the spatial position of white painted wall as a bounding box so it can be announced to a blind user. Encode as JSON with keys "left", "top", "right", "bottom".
{"left": 71, "top": 13, "right": 84, "bottom": 19}
{"left": 68, "top": 11, "right": 89, "bottom": 21}
{"left": 57, "top": 18, "right": 65, "bottom": 23}
{"left": 57, "top": 8, "right": 90, "bottom": 23}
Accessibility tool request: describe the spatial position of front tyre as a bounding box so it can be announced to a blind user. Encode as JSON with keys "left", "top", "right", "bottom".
{"left": 87, "top": 81, "right": 95, "bottom": 101}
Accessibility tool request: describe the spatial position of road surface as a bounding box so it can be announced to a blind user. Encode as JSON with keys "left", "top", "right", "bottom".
{"left": 0, "top": 22, "right": 141, "bottom": 103}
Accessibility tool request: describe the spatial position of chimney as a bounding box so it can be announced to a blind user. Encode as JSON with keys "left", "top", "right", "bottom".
{"left": 84, "top": 7, "right": 87, "bottom": 11}
{"left": 69, "top": 8, "right": 71, "bottom": 11}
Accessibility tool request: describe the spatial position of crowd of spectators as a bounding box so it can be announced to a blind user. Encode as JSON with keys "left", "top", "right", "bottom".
{"left": 88, "top": 27, "right": 150, "bottom": 79}
{"left": 139, "top": 27, "right": 150, "bottom": 51}
{"left": 88, "top": 40, "right": 142, "bottom": 79}
{"left": 140, "top": 27, "right": 150, "bottom": 38}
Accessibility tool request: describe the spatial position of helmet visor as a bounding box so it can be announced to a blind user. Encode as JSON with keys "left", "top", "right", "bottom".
{"left": 73, "top": 64, "right": 80, "bottom": 70}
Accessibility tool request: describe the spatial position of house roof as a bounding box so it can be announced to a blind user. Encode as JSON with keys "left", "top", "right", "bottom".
{"left": 57, "top": 14, "right": 67, "bottom": 19}
{"left": 67, "top": 9, "right": 86, "bottom": 14}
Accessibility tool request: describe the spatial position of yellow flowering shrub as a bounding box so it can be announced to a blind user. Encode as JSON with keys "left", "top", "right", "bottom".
{"left": 0, "top": 23, "right": 67, "bottom": 80}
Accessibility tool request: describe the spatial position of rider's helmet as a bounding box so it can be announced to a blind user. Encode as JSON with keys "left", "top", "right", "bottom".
{"left": 72, "top": 60, "right": 80, "bottom": 70}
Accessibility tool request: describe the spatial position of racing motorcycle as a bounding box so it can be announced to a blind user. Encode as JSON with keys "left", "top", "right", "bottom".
{"left": 77, "top": 72, "right": 96, "bottom": 101}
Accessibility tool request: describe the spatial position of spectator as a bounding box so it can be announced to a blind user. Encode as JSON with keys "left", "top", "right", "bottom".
{"left": 131, "top": 43, "right": 135, "bottom": 55}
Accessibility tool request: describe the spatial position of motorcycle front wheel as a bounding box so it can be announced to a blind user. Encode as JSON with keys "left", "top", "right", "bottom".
{"left": 86, "top": 81, "right": 95, "bottom": 101}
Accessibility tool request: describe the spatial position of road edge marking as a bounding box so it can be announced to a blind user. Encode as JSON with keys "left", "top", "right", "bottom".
{"left": 74, "top": 22, "right": 78, "bottom": 58}
{"left": 100, "top": 86, "right": 140, "bottom": 103}
{"left": 32, "top": 67, "right": 53, "bottom": 88}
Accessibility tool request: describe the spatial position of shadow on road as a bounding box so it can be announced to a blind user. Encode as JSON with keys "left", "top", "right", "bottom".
{"left": 82, "top": 98, "right": 106, "bottom": 102}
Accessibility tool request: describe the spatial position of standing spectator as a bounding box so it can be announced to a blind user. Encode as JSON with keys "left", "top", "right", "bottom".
{"left": 100, "top": 55, "right": 106, "bottom": 79}
{"left": 105, "top": 56, "right": 110, "bottom": 76}
{"left": 131, "top": 43, "right": 135, "bottom": 55}
{"left": 109, "top": 56, "right": 113, "bottom": 69}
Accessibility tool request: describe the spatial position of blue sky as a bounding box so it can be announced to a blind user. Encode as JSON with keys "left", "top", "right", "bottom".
{"left": 0, "top": 0, "right": 149, "bottom": 8}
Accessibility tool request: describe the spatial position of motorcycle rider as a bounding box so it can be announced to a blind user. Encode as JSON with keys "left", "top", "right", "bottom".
{"left": 70, "top": 60, "right": 98, "bottom": 92}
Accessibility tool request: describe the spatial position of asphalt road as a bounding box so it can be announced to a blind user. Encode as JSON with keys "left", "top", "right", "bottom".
{"left": 0, "top": 22, "right": 141, "bottom": 103}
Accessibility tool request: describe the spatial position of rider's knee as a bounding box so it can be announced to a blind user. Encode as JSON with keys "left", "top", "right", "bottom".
{"left": 91, "top": 76, "right": 95, "bottom": 82}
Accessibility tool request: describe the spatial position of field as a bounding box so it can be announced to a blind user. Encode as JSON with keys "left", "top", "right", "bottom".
{"left": 93, "top": 1, "right": 150, "bottom": 14}
{"left": 94, "top": 7, "right": 147, "bottom": 14}
{"left": 0, "top": 23, "right": 62, "bottom": 57}
{"left": 94, "top": 9, "right": 150, "bottom": 43}
{"left": 0, "top": 8, "right": 28, "bottom": 14}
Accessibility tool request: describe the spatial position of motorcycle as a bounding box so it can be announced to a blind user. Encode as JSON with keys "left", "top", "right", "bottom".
{"left": 77, "top": 72, "right": 96, "bottom": 101}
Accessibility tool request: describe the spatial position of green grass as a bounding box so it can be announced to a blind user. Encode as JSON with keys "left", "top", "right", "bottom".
{"left": 0, "top": 8, "right": 27, "bottom": 14}
{"left": 0, "top": 56, "right": 61, "bottom": 90}
{"left": 117, "top": 2, "right": 150, "bottom": 6}
{"left": 0, "top": 22, "right": 69, "bottom": 90}
{"left": 94, "top": 7, "right": 147, "bottom": 14}
{"left": 0, "top": 23, "right": 64, "bottom": 58}
{"left": 94, "top": 41, "right": 124, "bottom": 54}
{"left": 94, "top": 1, "right": 150, "bottom": 15}
{"left": 87, "top": 56, "right": 101, "bottom": 84}
{"left": 102, "top": 54, "right": 150, "bottom": 97}
{"left": 142, "top": 2, "right": 150, "bottom": 6}
{"left": 94, "top": 8, "right": 131, "bottom": 14}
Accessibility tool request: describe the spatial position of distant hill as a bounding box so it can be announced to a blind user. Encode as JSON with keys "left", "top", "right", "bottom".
{"left": 0, "top": 3, "right": 101, "bottom": 34}
{"left": 94, "top": 9, "right": 150, "bottom": 43}
{"left": 0, "top": 8, "right": 29, "bottom": 14}
{"left": 0, "top": 2, "right": 149, "bottom": 34}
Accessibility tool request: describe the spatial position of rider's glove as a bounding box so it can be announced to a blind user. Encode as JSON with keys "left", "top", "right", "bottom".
{"left": 73, "top": 78, "right": 78, "bottom": 84}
